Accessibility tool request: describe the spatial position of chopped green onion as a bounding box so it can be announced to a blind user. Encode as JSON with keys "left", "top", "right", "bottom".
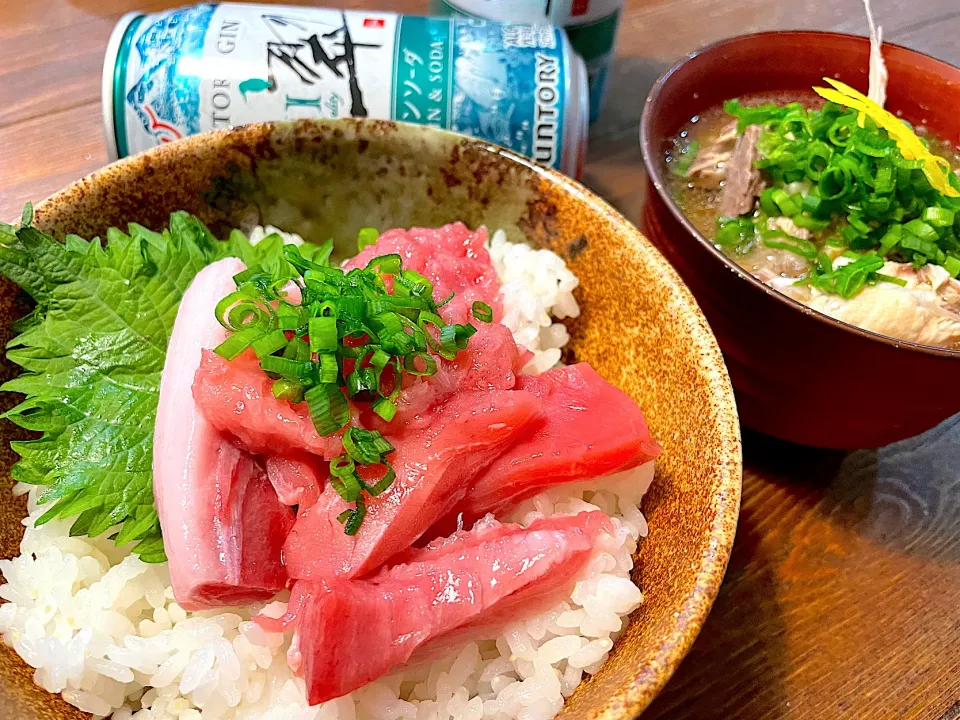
{"left": 329, "top": 455, "right": 356, "bottom": 479}
{"left": 670, "top": 140, "right": 700, "bottom": 176}
{"left": 817, "top": 252, "right": 833, "bottom": 274}
{"left": 357, "top": 227, "right": 380, "bottom": 252}
{"left": 847, "top": 214, "right": 873, "bottom": 237}
{"left": 403, "top": 352, "right": 438, "bottom": 377}
{"left": 827, "top": 117, "right": 854, "bottom": 146}
{"left": 837, "top": 269, "right": 868, "bottom": 298}
{"left": 455, "top": 324, "right": 477, "bottom": 345}
{"left": 472, "top": 301, "right": 493, "bottom": 323}
{"left": 819, "top": 166, "right": 852, "bottom": 200}
{"left": 761, "top": 230, "right": 818, "bottom": 261}
{"left": 215, "top": 289, "right": 274, "bottom": 333}
{"left": 901, "top": 233, "right": 939, "bottom": 258}
{"left": 365, "top": 253, "right": 402, "bottom": 275}
{"left": 272, "top": 378, "right": 304, "bottom": 404}
{"left": 309, "top": 316, "right": 338, "bottom": 353}
{"left": 437, "top": 324, "right": 471, "bottom": 357}
{"left": 214, "top": 326, "right": 267, "bottom": 360}
{"left": 903, "top": 219, "right": 939, "bottom": 244}
{"left": 317, "top": 353, "right": 339, "bottom": 383}
{"left": 715, "top": 217, "right": 756, "bottom": 249}
{"left": 304, "top": 384, "right": 350, "bottom": 436}
{"left": 760, "top": 188, "right": 779, "bottom": 216}
{"left": 362, "top": 463, "right": 396, "bottom": 496}
{"left": 944, "top": 255, "right": 960, "bottom": 278}
{"left": 370, "top": 348, "right": 391, "bottom": 369}
{"left": 251, "top": 329, "right": 289, "bottom": 359}
{"left": 283, "top": 336, "right": 311, "bottom": 362}
{"left": 873, "top": 272, "right": 908, "bottom": 286}
{"left": 771, "top": 188, "right": 801, "bottom": 216}
{"left": 371, "top": 396, "right": 397, "bottom": 421}
{"left": 343, "top": 497, "right": 366, "bottom": 536}
{"left": 260, "top": 355, "right": 314, "bottom": 379}
{"left": 339, "top": 473, "right": 363, "bottom": 502}
{"left": 316, "top": 301, "right": 337, "bottom": 318}
{"left": 346, "top": 367, "right": 378, "bottom": 397}
{"left": 840, "top": 224, "right": 861, "bottom": 244}
{"left": 791, "top": 214, "right": 831, "bottom": 231}
{"left": 396, "top": 270, "right": 434, "bottom": 299}
{"left": 372, "top": 312, "right": 403, "bottom": 339}
{"left": 233, "top": 265, "right": 265, "bottom": 285}
{"left": 802, "top": 193, "right": 823, "bottom": 214}
{"left": 278, "top": 315, "right": 299, "bottom": 330}
{"left": 873, "top": 163, "right": 895, "bottom": 194}
{"left": 343, "top": 427, "right": 393, "bottom": 465}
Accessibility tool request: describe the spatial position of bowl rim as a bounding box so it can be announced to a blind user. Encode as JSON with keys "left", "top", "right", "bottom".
{"left": 23, "top": 117, "right": 744, "bottom": 718}
{"left": 639, "top": 29, "right": 960, "bottom": 359}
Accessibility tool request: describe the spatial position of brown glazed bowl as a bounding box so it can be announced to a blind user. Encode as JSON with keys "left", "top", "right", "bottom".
{"left": 641, "top": 31, "right": 960, "bottom": 449}
{"left": 0, "top": 120, "right": 740, "bottom": 719}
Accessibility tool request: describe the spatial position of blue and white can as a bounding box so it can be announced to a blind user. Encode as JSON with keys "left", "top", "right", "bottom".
{"left": 432, "top": 0, "right": 623, "bottom": 124}
{"left": 102, "top": 4, "right": 589, "bottom": 177}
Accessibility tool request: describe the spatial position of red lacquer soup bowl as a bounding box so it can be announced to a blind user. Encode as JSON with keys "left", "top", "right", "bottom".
{"left": 640, "top": 30, "right": 960, "bottom": 449}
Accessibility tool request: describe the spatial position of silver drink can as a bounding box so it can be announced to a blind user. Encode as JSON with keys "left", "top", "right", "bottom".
{"left": 432, "top": 0, "right": 623, "bottom": 124}
{"left": 102, "top": 3, "right": 589, "bottom": 177}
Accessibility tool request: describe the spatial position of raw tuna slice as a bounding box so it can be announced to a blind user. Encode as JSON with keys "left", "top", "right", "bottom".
{"left": 367, "top": 322, "right": 531, "bottom": 432}
{"left": 265, "top": 453, "right": 326, "bottom": 508}
{"left": 283, "top": 388, "right": 542, "bottom": 582}
{"left": 154, "top": 259, "right": 295, "bottom": 611}
{"left": 431, "top": 364, "right": 662, "bottom": 531}
{"left": 190, "top": 449, "right": 295, "bottom": 609}
{"left": 193, "top": 349, "right": 344, "bottom": 459}
{"left": 293, "top": 511, "right": 612, "bottom": 704}
{"left": 344, "top": 223, "right": 502, "bottom": 325}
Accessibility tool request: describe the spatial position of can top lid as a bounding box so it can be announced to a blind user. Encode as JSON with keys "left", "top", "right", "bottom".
{"left": 102, "top": 11, "right": 144, "bottom": 161}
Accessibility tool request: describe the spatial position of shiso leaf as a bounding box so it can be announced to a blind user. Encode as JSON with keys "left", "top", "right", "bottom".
{"left": 0, "top": 209, "right": 307, "bottom": 562}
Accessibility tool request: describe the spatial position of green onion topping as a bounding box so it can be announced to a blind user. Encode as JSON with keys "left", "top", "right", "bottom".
{"left": 213, "top": 228, "right": 490, "bottom": 534}
{"left": 717, "top": 97, "right": 960, "bottom": 297}
{"left": 472, "top": 301, "right": 493, "bottom": 323}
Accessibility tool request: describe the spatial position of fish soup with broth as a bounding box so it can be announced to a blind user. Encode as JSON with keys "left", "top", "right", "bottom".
{"left": 664, "top": 84, "right": 960, "bottom": 350}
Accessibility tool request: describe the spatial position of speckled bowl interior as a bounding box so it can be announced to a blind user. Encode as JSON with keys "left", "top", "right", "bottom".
{"left": 0, "top": 119, "right": 741, "bottom": 719}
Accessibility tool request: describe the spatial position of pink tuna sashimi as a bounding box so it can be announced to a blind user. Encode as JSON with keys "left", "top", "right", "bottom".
{"left": 344, "top": 223, "right": 502, "bottom": 325}
{"left": 265, "top": 453, "right": 326, "bottom": 508}
{"left": 154, "top": 259, "right": 295, "bottom": 611}
{"left": 193, "top": 349, "right": 344, "bottom": 459}
{"left": 194, "top": 449, "right": 295, "bottom": 608}
{"left": 366, "top": 322, "right": 531, "bottom": 432}
{"left": 293, "top": 511, "right": 612, "bottom": 704}
{"left": 282, "top": 388, "right": 542, "bottom": 582}
{"left": 430, "top": 364, "right": 662, "bottom": 533}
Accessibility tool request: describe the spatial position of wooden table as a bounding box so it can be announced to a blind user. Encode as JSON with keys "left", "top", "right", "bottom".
{"left": 2, "top": 1, "right": 959, "bottom": 718}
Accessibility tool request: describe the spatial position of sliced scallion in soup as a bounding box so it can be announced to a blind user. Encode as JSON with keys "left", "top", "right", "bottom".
{"left": 664, "top": 84, "right": 960, "bottom": 349}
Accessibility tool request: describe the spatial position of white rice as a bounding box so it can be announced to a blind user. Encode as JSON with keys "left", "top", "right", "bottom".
{"left": 0, "top": 232, "right": 649, "bottom": 720}
{"left": 247, "top": 226, "right": 304, "bottom": 247}
{"left": 486, "top": 230, "right": 580, "bottom": 375}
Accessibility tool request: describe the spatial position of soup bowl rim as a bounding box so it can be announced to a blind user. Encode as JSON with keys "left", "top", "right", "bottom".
{"left": 639, "top": 28, "right": 960, "bottom": 359}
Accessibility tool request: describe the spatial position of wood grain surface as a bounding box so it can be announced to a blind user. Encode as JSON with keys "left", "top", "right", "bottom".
{"left": 1, "top": 1, "right": 960, "bottom": 718}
